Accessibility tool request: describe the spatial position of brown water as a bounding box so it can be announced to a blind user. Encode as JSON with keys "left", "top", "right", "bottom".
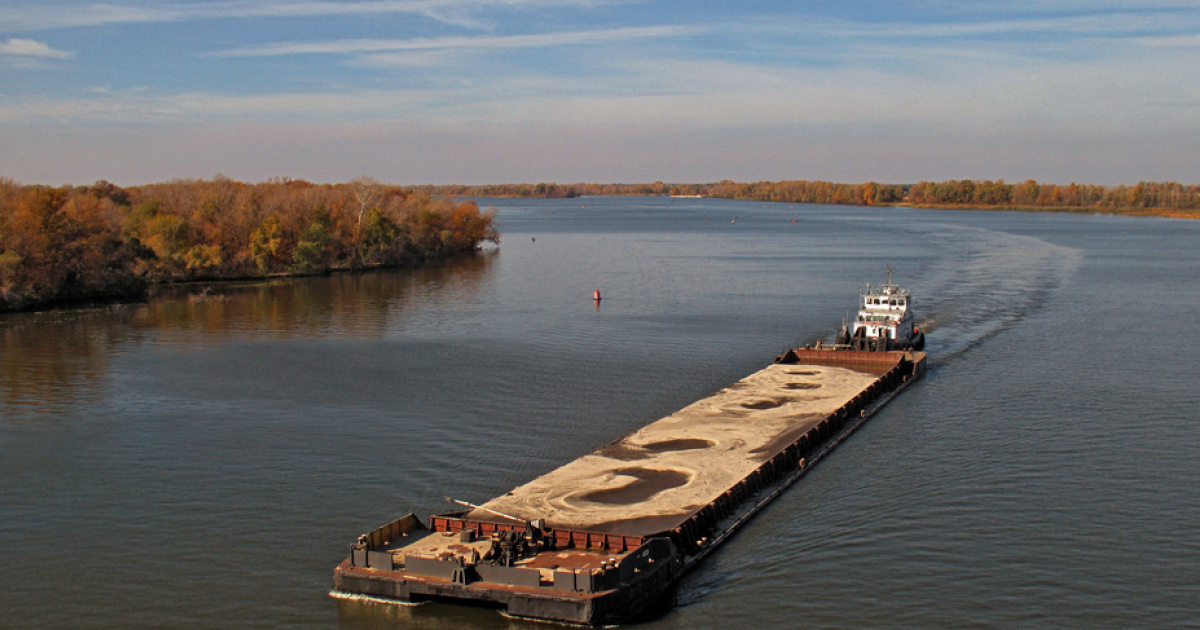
{"left": 2, "top": 197, "right": 1198, "bottom": 629}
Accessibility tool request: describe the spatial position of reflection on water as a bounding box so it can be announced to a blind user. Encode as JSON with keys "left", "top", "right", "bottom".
{"left": 0, "top": 309, "right": 121, "bottom": 419}
{"left": 139, "top": 250, "right": 497, "bottom": 341}
{"left": 0, "top": 251, "right": 496, "bottom": 422}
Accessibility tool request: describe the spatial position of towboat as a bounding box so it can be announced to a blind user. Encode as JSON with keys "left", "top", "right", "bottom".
{"left": 836, "top": 267, "right": 925, "bottom": 351}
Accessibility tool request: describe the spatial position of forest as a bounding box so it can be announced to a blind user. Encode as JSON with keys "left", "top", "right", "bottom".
{"left": 425, "top": 179, "right": 1200, "bottom": 215}
{"left": 708, "top": 179, "right": 1200, "bottom": 214}
{"left": 0, "top": 177, "right": 499, "bottom": 312}
{"left": 6, "top": 174, "right": 1198, "bottom": 312}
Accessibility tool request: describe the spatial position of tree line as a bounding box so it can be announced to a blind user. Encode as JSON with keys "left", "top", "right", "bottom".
{"left": 425, "top": 179, "right": 1200, "bottom": 214}
{"left": 715, "top": 178, "right": 1200, "bottom": 212}
{"left": 7, "top": 174, "right": 1196, "bottom": 312}
{"left": 421, "top": 181, "right": 708, "bottom": 199}
{"left": 1, "top": 177, "right": 499, "bottom": 311}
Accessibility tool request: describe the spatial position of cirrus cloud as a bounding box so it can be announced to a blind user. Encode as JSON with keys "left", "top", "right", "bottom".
{"left": 0, "top": 37, "right": 72, "bottom": 59}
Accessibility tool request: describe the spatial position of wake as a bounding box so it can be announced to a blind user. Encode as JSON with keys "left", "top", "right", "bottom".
{"left": 913, "top": 223, "right": 1081, "bottom": 362}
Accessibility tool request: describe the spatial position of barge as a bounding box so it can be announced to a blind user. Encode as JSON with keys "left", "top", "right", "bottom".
{"left": 332, "top": 277, "right": 927, "bottom": 625}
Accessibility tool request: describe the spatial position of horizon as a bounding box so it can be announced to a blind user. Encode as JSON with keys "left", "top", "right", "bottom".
{"left": 3, "top": 1, "right": 1199, "bottom": 187}
{"left": 7, "top": 176, "right": 1197, "bottom": 190}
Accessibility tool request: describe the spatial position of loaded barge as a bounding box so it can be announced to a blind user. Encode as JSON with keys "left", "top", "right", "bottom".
{"left": 332, "top": 276, "right": 927, "bottom": 625}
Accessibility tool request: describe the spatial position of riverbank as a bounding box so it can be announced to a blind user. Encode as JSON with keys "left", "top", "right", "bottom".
{"left": 425, "top": 178, "right": 1200, "bottom": 219}
{"left": 0, "top": 177, "right": 500, "bottom": 313}
{"left": 889, "top": 202, "right": 1200, "bottom": 220}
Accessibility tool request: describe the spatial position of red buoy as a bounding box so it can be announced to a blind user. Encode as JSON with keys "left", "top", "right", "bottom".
{"left": 593, "top": 289, "right": 602, "bottom": 301}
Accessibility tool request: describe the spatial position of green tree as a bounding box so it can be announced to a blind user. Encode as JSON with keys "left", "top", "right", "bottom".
{"left": 359, "top": 207, "right": 402, "bottom": 265}
{"left": 292, "top": 213, "right": 332, "bottom": 274}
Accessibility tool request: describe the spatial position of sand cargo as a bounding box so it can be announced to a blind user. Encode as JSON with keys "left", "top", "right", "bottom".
{"left": 332, "top": 341, "right": 926, "bottom": 624}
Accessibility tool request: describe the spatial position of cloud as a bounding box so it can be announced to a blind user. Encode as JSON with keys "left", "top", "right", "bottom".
{"left": 0, "top": 4, "right": 179, "bottom": 31}
{"left": 0, "top": 37, "right": 72, "bottom": 59}
{"left": 4, "top": 43, "right": 1193, "bottom": 136}
{"left": 732, "top": 8, "right": 1200, "bottom": 49}
{"left": 932, "top": 0, "right": 1200, "bottom": 12}
{"left": 0, "top": 88, "right": 450, "bottom": 127}
{"left": 1139, "top": 33, "right": 1200, "bottom": 48}
{"left": 209, "top": 25, "right": 697, "bottom": 58}
{"left": 0, "top": 0, "right": 609, "bottom": 32}
{"left": 3, "top": 1, "right": 1198, "bottom": 185}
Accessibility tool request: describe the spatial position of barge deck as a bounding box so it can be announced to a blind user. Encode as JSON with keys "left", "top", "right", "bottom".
{"left": 332, "top": 348, "right": 926, "bottom": 624}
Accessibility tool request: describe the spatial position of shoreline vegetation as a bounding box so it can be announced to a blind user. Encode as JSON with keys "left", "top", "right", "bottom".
{"left": 421, "top": 179, "right": 1200, "bottom": 219}
{"left": 4, "top": 175, "right": 1197, "bottom": 312}
{"left": 0, "top": 177, "right": 499, "bottom": 312}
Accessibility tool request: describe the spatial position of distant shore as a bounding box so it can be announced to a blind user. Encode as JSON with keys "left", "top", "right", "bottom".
{"left": 890, "top": 202, "right": 1200, "bottom": 220}
{"left": 420, "top": 179, "right": 1200, "bottom": 220}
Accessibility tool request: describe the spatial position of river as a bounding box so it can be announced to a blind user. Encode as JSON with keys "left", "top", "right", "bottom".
{"left": 2, "top": 197, "right": 1197, "bottom": 629}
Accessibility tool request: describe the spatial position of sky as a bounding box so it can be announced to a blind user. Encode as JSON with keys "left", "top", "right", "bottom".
{"left": 1, "top": 1, "right": 1198, "bottom": 186}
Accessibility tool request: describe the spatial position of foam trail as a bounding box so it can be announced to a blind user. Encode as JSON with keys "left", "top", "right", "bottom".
{"left": 914, "top": 224, "right": 1081, "bottom": 362}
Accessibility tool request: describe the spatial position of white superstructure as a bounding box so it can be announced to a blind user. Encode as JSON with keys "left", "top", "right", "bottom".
{"left": 838, "top": 267, "right": 924, "bottom": 351}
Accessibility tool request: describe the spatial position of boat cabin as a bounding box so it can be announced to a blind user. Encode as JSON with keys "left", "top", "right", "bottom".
{"left": 839, "top": 268, "right": 924, "bottom": 351}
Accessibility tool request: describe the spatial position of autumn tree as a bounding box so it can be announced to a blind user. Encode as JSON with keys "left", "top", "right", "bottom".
{"left": 2, "top": 177, "right": 501, "bottom": 311}
{"left": 0, "top": 184, "right": 149, "bottom": 309}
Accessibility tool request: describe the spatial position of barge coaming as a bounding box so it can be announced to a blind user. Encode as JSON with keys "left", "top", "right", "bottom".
{"left": 332, "top": 347, "right": 926, "bottom": 625}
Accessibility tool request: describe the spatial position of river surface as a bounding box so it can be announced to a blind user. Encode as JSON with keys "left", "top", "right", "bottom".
{"left": 2, "top": 197, "right": 1198, "bottom": 629}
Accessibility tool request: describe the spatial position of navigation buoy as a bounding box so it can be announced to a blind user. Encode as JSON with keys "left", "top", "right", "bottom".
{"left": 593, "top": 289, "right": 602, "bottom": 301}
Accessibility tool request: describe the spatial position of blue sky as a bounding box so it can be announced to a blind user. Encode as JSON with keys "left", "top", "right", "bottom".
{"left": 1, "top": 1, "right": 1198, "bottom": 185}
